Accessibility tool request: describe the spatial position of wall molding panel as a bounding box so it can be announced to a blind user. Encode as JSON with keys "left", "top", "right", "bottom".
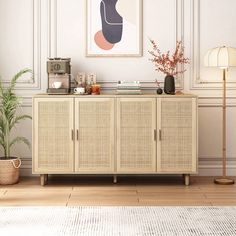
{"left": 22, "top": 97, "right": 33, "bottom": 107}
{"left": 198, "top": 97, "right": 236, "bottom": 107}
{"left": 189, "top": 0, "right": 236, "bottom": 90}
{"left": 48, "top": 0, "right": 58, "bottom": 58}
{"left": 0, "top": 0, "right": 42, "bottom": 90}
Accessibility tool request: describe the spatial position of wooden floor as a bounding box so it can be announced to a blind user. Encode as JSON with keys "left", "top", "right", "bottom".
{"left": 0, "top": 176, "right": 236, "bottom": 206}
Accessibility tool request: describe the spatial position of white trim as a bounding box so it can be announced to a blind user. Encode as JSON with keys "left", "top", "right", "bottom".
{"left": 1, "top": 0, "right": 42, "bottom": 90}
{"left": 189, "top": 0, "right": 236, "bottom": 89}
{"left": 49, "top": 0, "right": 58, "bottom": 57}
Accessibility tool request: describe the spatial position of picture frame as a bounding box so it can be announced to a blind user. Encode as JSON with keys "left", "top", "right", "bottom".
{"left": 86, "top": 0, "right": 143, "bottom": 57}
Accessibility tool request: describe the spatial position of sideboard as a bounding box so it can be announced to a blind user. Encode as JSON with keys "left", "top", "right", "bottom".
{"left": 32, "top": 94, "right": 198, "bottom": 186}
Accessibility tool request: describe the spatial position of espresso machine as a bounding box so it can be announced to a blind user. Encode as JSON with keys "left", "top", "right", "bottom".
{"left": 47, "top": 58, "right": 71, "bottom": 94}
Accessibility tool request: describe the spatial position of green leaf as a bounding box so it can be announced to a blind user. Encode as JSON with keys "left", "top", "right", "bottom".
{"left": 0, "top": 137, "right": 4, "bottom": 148}
{"left": 0, "top": 68, "right": 32, "bottom": 155}
{"left": 9, "top": 136, "right": 31, "bottom": 149}
{"left": 10, "top": 115, "right": 32, "bottom": 130}
{"left": 8, "top": 68, "right": 32, "bottom": 93}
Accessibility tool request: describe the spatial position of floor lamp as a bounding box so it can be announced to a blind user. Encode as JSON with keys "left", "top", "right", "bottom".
{"left": 204, "top": 46, "right": 236, "bottom": 185}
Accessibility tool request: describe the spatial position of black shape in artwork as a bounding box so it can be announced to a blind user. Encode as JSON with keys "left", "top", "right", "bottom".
{"left": 100, "top": 0, "right": 123, "bottom": 44}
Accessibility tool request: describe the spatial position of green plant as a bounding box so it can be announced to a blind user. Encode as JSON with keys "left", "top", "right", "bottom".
{"left": 0, "top": 69, "right": 32, "bottom": 159}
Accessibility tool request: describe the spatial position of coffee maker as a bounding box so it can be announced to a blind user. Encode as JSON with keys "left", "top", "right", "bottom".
{"left": 47, "top": 58, "right": 71, "bottom": 94}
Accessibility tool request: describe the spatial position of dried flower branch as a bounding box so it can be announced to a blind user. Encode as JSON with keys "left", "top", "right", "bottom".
{"left": 155, "top": 79, "right": 161, "bottom": 88}
{"left": 148, "top": 39, "right": 190, "bottom": 76}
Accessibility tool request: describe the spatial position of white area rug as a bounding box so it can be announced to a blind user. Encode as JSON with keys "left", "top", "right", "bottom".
{"left": 0, "top": 207, "right": 236, "bottom": 236}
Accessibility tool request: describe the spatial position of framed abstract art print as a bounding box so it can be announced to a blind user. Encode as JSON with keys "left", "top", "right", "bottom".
{"left": 86, "top": 0, "right": 143, "bottom": 57}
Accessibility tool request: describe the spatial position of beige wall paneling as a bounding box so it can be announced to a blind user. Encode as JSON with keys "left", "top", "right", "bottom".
{"left": 74, "top": 98, "right": 115, "bottom": 173}
{"left": 189, "top": 0, "right": 236, "bottom": 91}
{"left": 117, "top": 98, "right": 157, "bottom": 173}
{"left": 184, "top": 0, "right": 236, "bottom": 176}
{"left": 0, "top": 0, "right": 49, "bottom": 176}
{"left": 33, "top": 98, "right": 74, "bottom": 174}
{"left": 0, "top": 0, "right": 43, "bottom": 90}
{"left": 198, "top": 102, "right": 236, "bottom": 176}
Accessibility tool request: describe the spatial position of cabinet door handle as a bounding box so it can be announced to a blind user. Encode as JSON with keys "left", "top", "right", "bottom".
{"left": 159, "top": 130, "right": 162, "bottom": 141}
{"left": 76, "top": 129, "right": 79, "bottom": 141}
{"left": 154, "top": 129, "right": 157, "bottom": 141}
{"left": 71, "top": 130, "right": 74, "bottom": 141}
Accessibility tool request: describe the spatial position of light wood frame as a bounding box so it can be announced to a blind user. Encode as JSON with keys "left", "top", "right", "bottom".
{"left": 33, "top": 97, "right": 74, "bottom": 174}
{"left": 33, "top": 94, "right": 198, "bottom": 186}
{"left": 86, "top": 0, "right": 143, "bottom": 57}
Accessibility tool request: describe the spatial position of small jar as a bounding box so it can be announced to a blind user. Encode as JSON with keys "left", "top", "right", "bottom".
{"left": 91, "top": 84, "right": 101, "bottom": 95}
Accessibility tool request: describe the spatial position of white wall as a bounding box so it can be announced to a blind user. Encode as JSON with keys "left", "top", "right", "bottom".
{"left": 1, "top": 0, "right": 236, "bottom": 176}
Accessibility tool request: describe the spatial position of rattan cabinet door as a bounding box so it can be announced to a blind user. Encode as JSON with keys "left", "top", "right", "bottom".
{"left": 157, "top": 98, "right": 197, "bottom": 173}
{"left": 117, "top": 98, "right": 156, "bottom": 173}
{"left": 33, "top": 98, "right": 74, "bottom": 173}
{"left": 75, "top": 98, "right": 115, "bottom": 173}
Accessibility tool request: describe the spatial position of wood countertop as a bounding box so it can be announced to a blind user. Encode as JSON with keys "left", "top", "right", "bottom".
{"left": 33, "top": 92, "right": 198, "bottom": 98}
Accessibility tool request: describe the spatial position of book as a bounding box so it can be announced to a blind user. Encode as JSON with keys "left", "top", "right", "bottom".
{"left": 116, "top": 90, "right": 142, "bottom": 95}
{"left": 117, "top": 86, "right": 141, "bottom": 90}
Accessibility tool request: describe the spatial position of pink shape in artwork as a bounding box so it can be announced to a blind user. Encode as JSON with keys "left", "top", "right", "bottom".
{"left": 94, "top": 30, "right": 115, "bottom": 50}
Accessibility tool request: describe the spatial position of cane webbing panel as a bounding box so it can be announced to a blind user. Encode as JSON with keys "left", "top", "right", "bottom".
{"left": 160, "top": 100, "right": 193, "bottom": 172}
{"left": 76, "top": 100, "right": 113, "bottom": 171}
{"left": 118, "top": 100, "right": 155, "bottom": 171}
{"left": 37, "top": 100, "right": 73, "bottom": 171}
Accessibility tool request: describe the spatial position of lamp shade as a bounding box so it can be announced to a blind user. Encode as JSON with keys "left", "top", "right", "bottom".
{"left": 204, "top": 46, "right": 236, "bottom": 68}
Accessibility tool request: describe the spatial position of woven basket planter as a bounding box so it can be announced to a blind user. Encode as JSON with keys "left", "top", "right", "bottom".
{"left": 0, "top": 157, "right": 21, "bottom": 185}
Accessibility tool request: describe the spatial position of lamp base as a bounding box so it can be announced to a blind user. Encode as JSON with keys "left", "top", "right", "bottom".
{"left": 214, "top": 178, "right": 234, "bottom": 185}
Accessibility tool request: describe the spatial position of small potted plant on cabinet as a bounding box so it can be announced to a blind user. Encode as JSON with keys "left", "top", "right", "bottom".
{"left": 0, "top": 69, "right": 32, "bottom": 185}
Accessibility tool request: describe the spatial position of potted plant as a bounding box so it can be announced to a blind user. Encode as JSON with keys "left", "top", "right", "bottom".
{"left": 0, "top": 69, "right": 32, "bottom": 185}
{"left": 149, "top": 40, "right": 190, "bottom": 94}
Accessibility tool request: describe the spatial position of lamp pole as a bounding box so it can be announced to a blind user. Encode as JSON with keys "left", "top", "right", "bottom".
{"left": 214, "top": 69, "right": 234, "bottom": 184}
{"left": 205, "top": 46, "right": 236, "bottom": 185}
{"left": 222, "top": 68, "right": 226, "bottom": 178}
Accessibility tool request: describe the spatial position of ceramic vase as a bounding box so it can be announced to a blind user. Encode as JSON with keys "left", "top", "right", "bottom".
{"left": 164, "top": 75, "right": 175, "bottom": 94}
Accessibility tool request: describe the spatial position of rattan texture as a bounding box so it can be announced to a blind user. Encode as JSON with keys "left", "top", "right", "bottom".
{"left": 119, "top": 101, "right": 153, "bottom": 170}
{"left": 160, "top": 100, "right": 193, "bottom": 171}
{"left": 78, "top": 101, "right": 112, "bottom": 170}
{"left": 38, "top": 101, "right": 71, "bottom": 170}
{"left": 0, "top": 158, "right": 20, "bottom": 185}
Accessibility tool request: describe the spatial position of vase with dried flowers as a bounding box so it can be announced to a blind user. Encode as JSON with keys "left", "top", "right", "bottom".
{"left": 149, "top": 40, "right": 190, "bottom": 94}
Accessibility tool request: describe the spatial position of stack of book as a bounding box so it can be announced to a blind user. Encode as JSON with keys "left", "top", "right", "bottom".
{"left": 116, "top": 81, "right": 141, "bottom": 94}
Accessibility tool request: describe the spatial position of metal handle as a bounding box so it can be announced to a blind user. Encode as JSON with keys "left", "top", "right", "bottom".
{"left": 71, "top": 130, "right": 74, "bottom": 141}
{"left": 159, "top": 130, "right": 162, "bottom": 141}
{"left": 154, "top": 129, "right": 157, "bottom": 141}
{"left": 76, "top": 129, "right": 79, "bottom": 141}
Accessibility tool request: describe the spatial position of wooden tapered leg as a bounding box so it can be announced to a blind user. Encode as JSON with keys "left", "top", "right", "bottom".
{"left": 40, "top": 174, "right": 47, "bottom": 186}
{"left": 183, "top": 174, "right": 190, "bottom": 186}
{"left": 45, "top": 174, "right": 48, "bottom": 183}
{"left": 113, "top": 175, "right": 117, "bottom": 184}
